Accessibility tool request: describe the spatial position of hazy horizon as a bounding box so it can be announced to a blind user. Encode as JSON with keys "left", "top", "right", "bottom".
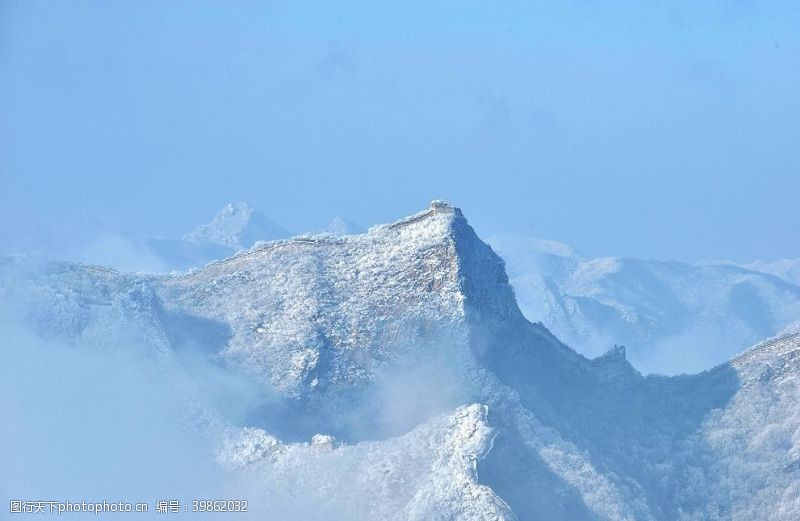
{"left": 2, "top": 1, "right": 798, "bottom": 263}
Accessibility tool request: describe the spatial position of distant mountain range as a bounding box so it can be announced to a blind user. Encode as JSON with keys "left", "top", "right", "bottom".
{"left": 3, "top": 202, "right": 799, "bottom": 519}
{"left": 721, "top": 258, "right": 800, "bottom": 286}
{"left": 146, "top": 203, "right": 363, "bottom": 271}
{"left": 182, "top": 202, "right": 289, "bottom": 250}
{"left": 144, "top": 202, "right": 290, "bottom": 271}
{"left": 490, "top": 236, "right": 800, "bottom": 375}
{"left": 0, "top": 202, "right": 362, "bottom": 273}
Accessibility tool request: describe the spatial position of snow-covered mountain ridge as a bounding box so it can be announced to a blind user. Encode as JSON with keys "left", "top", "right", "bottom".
{"left": 3, "top": 202, "right": 799, "bottom": 519}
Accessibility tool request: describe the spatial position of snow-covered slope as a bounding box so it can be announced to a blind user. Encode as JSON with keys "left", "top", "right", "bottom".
{"left": 157, "top": 204, "right": 472, "bottom": 401}
{"left": 3, "top": 202, "right": 800, "bottom": 520}
{"left": 490, "top": 235, "right": 800, "bottom": 374}
{"left": 218, "top": 404, "right": 514, "bottom": 520}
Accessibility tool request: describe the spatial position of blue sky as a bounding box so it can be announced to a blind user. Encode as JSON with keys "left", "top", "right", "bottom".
{"left": 1, "top": 0, "right": 798, "bottom": 262}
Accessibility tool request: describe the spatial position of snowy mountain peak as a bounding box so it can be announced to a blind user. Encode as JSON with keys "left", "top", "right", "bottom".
{"left": 183, "top": 202, "right": 288, "bottom": 250}
{"left": 155, "top": 200, "right": 532, "bottom": 411}
{"left": 325, "top": 217, "right": 363, "bottom": 236}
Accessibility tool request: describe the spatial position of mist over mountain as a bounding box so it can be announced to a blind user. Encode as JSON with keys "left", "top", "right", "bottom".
{"left": 3, "top": 202, "right": 799, "bottom": 519}
{"left": 491, "top": 235, "right": 800, "bottom": 375}
{"left": 143, "top": 202, "right": 291, "bottom": 272}
{"left": 0, "top": 203, "right": 293, "bottom": 273}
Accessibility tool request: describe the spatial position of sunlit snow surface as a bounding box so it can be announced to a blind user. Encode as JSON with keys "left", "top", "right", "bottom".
{"left": 2, "top": 203, "right": 799, "bottom": 520}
